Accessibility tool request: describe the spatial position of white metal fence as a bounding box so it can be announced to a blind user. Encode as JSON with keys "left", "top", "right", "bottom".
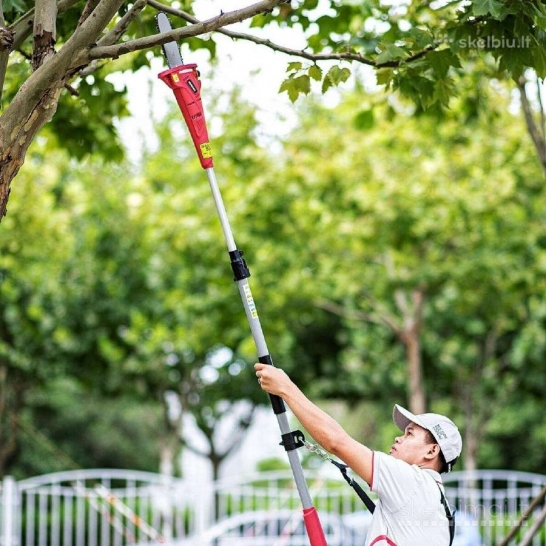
{"left": 0, "top": 467, "right": 544, "bottom": 546}
{"left": 443, "top": 470, "right": 546, "bottom": 546}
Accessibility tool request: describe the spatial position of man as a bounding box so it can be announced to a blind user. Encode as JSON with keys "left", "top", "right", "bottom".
{"left": 254, "top": 362, "right": 462, "bottom": 546}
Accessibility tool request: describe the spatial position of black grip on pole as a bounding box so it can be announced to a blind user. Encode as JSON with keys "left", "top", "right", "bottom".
{"left": 259, "top": 354, "right": 286, "bottom": 415}
{"left": 229, "top": 249, "right": 251, "bottom": 281}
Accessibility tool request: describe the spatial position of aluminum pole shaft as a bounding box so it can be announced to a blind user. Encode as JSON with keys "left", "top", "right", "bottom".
{"left": 205, "top": 167, "right": 314, "bottom": 510}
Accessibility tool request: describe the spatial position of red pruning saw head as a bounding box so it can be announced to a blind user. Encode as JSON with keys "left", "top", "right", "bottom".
{"left": 156, "top": 13, "right": 213, "bottom": 169}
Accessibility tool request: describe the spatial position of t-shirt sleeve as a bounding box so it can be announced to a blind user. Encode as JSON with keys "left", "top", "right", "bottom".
{"left": 370, "top": 451, "right": 421, "bottom": 513}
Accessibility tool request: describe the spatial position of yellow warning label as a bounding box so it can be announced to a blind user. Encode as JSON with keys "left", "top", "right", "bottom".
{"left": 172, "top": 74, "right": 180, "bottom": 83}
{"left": 200, "top": 143, "right": 212, "bottom": 158}
{"left": 244, "top": 284, "right": 258, "bottom": 319}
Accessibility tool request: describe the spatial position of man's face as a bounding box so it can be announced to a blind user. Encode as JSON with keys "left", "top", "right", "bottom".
{"left": 389, "top": 423, "right": 436, "bottom": 466}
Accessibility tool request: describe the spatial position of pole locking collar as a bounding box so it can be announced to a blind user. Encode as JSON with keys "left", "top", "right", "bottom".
{"left": 280, "top": 430, "right": 306, "bottom": 452}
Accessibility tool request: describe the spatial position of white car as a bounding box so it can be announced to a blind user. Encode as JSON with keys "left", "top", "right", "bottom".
{"left": 452, "top": 512, "right": 483, "bottom": 546}
{"left": 179, "top": 509, "right": 361, "bottom": 546}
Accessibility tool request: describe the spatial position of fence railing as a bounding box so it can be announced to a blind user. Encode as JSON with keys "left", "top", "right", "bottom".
{"left": 0, "top": 467, "right": 544, "bottom": 546}
{"left": 443, "top": 469, "right": 546, "bottom": 546}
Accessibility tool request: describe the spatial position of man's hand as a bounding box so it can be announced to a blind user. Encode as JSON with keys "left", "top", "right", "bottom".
{"left": 254, "top": 362, "right": 294, "bottom": 398}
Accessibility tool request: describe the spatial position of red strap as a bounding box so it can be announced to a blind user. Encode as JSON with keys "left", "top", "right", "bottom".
{"left": 370, "top": 451, "right": 375, "bottom": 490}
{"left": 369, "top": 535, "right": 398, "bottom": 546}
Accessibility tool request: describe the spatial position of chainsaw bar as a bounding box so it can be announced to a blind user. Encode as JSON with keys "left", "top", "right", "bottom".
{"left": 156, "top": 12, "right": 184, "bottom": 68}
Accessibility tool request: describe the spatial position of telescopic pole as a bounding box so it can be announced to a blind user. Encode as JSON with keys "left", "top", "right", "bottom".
{"left": 156, "top": 13, "right": 327, "bottom": 546}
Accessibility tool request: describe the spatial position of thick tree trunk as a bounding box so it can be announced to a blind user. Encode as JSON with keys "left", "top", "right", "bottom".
{"left": 159, "top": 391, "right": 185, "bottom": 477}
{"left": 402, "top": 324, "right": 426, "bottom": 414}
{"left": 0, "top": 0, "right": 127, "bottom": 220}
{"left": 397, "top": 288, "right": 426, "bottom": 414}
{"left": 0, "top": 84, "right": 63, "bottom": 218}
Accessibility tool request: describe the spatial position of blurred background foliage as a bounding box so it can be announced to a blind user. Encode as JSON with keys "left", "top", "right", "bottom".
{"left": 1, "top": 56, "right": 545, "bottom": 480}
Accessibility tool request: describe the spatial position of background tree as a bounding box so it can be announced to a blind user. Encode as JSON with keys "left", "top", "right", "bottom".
{"left": 239, "top": 82, "right": 546, "bottom": 471}
{"left": 0, "top": 82, "right": 347, "bottom": 478}
{"left": 0, "top": 143, "right": 75, "bottom": 474}
{"left": 1, "top": 0, "right": 545, "bottom": 218}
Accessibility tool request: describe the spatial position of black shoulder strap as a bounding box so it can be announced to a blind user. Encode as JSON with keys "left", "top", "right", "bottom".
{"left": 330, "top": 460, "right": 376, "bottom": 513}
{"left": 436, "top": 482, "right": 455, "bottom": 546}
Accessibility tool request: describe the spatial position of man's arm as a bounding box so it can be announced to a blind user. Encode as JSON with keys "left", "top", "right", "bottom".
{"left": 254, "top": 363, "right": 374, "bottom": 485}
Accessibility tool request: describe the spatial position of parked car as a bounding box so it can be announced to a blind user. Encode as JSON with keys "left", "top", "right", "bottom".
{"left": 341, "top": 509, "right": 374, "bottom": 536}
{"left": 452, "top": 512, "right": 483, "bottom": 546}
{"left": 179, "top": 509, "right": 361, "bottom": 546}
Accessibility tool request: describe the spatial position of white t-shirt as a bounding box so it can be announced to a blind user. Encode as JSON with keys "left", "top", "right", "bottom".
{"left": 365, "top": 451, "right": 451, "bottom": 546}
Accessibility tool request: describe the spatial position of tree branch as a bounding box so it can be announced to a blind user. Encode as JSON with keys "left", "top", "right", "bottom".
{"left": 316, "top": 298, "right": 403, "bottom": 336}
{"left": 85, "top": 0, "right": 286, "bottom": 61}
{"left": 147, "top": 0, "right": 438, "bottom": 69}
{"left": 394, "top": 288, "right": 409, "bottom": 317}
{"left": 0, "top": 0, "right": 13, "bottom": 104}
{"left": 97, "top": 0, "right": 149, "bottom": 47}
{"left": 77, "top": 0, "right": 100, "bottom": 27}
{"left": 32, "top": 0, "right": 57, "bottom": 70}
{"left": 317, "top": 299, "right": 376, "bottom": 323}
{"left": 384, "top": 252, "right": 412, "bottom": 320}
{"left": 518, "top": 75, "right": 546, "bottom": 175}
{"left": 76, "top": 0, "right": 149, "bottom": 77}
{"left": 218, "top": 404, "right": 256, "bottom": 459}
{"left": 179, "top": 437, "right": 208, "bottom": 458}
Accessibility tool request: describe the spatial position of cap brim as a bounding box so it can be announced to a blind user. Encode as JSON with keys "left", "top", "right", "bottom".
{"left": 393, "top": 404, "right": 427, "bottom": 432}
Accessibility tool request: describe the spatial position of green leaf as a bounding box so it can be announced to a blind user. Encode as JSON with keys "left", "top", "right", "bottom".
{"left": 498, "top": 40, "right": 534, "bottom": 78}
{"left": 375, "top": 68, "right": 394, "bottom": 87}
{"left": 295, "top": 74, "right": 311, "bottom": 93}
{"left": 308, "top": 64, "right": 323, "bottom": 82}
{"left": 280, "top": 75, "right": 310, "bottom": 102}
{"left": 397, "top": 72, "right": 436, "bottom": 109}
{"left": 472, "top": 0, "right": 505, "bottom": 19}
{"left": 321, "top": 77, "right": 333, "bottom": 94}
{"left": 428, "top": 50, "right": 461, "bottom": 78}
{"left": 433, "top": 78, "right": 454, "bottom": 106}
{"left": 406, "top": 28, "right": 435, "bottom": 50}
{"left": 532, "top": 41, "right": 546, "bottom": 78}
{"left": 286, "top": 62, "right": 303, "bottom": 73}
{"left": 353, "top": 109, "right": 375, "bottom": 131}
{"left": 375, "top": 43, "right": 408, "bottom": 64}
{"left": 326, "top": 65, "right": 351, "bottom": 85}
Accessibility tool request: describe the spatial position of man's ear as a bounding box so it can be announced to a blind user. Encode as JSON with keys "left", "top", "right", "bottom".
{"left": 424, "top": 443, "right": 440, "bottom": 461}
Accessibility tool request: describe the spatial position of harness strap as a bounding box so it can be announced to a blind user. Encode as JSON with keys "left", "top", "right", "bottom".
{"left": 330, "top": 460, "right": 376, "bottom": 513}
{"left": 436, "top": 483, "right": 456, "bottom": 546}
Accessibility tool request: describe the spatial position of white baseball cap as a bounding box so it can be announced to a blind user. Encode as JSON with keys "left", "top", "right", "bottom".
{"left": 393, "top": 404, "right": 463, "bottom": 465}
